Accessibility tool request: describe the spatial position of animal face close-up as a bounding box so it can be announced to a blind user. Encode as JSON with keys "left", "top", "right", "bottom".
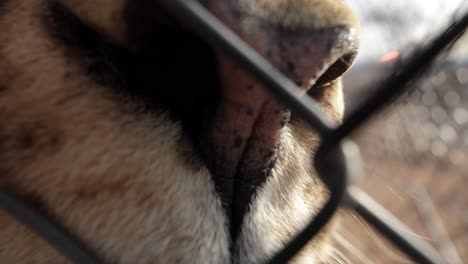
{"left": 0, "top": 0, "right": 359, "bottom": 263}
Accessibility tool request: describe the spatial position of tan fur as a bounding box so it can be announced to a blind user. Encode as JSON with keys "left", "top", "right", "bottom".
{"left": 240, "top": 0, "right": 358, "bottom": 29}
{"left": 58, "top": 0, "right": 127, "bottom": 44}
{"left": 0, "top": 0, "right": 358, "bottom": 263}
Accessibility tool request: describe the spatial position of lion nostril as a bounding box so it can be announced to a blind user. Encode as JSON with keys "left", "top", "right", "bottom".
{"left": 274, "top": 25, "right": 359, "bottom": 93}
{"left": 314, "top": 52, "right": 358, "bottom": 88}
{"left": 322, "top": 26, "right": 360, "bottom": 79}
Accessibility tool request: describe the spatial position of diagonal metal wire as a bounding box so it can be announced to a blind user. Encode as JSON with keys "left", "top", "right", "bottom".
{"left": 161, "top": 1, "right": 468, "bottom": 264}
{"left": 328, "top": 10, "right": 468, "bottom": 143}
{"left": 160, "top": 0, "right": 336, "bottom": 137}
{"left": 0, "top": 189, "right": 101, "bottom": 264}
{"left": 346, "top": 187, "right": 446, "bottom": 264}
{"left": 0, "top": 1, "right": 465, "bottom": 264}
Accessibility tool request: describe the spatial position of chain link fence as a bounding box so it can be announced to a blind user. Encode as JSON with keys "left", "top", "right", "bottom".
{"left": 338, "top": 38, "right": 468, "bottom": 264}
{"left": 0, "top": 1, "right": 466, "bottom": 263}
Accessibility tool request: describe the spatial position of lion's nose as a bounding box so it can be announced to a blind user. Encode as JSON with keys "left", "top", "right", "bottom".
{"left": 197, "top": 0, "right": 360, "bottom": 239}
{"left": 204, "top": 0, "right": 360, "bottom": 91}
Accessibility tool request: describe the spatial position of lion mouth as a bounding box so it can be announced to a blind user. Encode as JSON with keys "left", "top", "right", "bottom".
{"left": 198, "top": 55, "right": 292, "bottom": 238}
{"left": 49, "top": 0, "right": 357, "bottom": 246}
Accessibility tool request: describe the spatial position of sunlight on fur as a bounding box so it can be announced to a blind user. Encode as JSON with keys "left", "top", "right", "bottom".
{"left": 0, "top": 0, "right": 359, "bottom": 262}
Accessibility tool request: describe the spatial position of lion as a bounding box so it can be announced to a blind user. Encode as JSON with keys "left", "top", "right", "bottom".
{"left": 0, "top": 0, "right": 359, "bottom": 263}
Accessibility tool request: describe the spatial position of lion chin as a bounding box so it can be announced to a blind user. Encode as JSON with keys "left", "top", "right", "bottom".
{"left": 0, "top": 0, "right": 359, "bottom": 263}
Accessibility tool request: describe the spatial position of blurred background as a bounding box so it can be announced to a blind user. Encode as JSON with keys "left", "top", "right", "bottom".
{"left": 336, "top": 0, "right": 468, "bottom": 263}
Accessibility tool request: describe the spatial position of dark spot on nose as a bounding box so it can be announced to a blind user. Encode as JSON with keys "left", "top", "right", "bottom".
{"left": 19, "top": 131, "right": 35, "bottom": 149}
{"left": 286, "top": 60, "right": 295, "bottom": 74}
{"left": 0, "top": 85, "right": 7, "bottom": 94}
{"left": 63, "top": 71, "right": 72, "bottom": 79}
{"left": 233, "top": 136, "right": 244, "bottom": 148}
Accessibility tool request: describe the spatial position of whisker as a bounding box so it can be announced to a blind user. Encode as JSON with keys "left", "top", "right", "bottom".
{"left": 328, "top": 251, "right": 345, "bottom": 264}
{"left": 351, "top": 212, "right": 413, "bottom": 263}
{"left": 316, "top": 252, "right": 326, "bottom": 264}
{"left": 385, "top": 186, "right": 405, "bottom": 202}
{"left": 332, "top": 232, "right": 373, "bottom": 264}
{"left": 330, "top": 248, "right": 351, "bottom": 264}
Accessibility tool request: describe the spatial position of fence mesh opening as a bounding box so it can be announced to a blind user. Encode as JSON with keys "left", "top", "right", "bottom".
{"left": 0, "top": 1, "right": 466, "bottom": 263}
{"left": 338, "top": 1, "right": 468, "bottom": 262}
